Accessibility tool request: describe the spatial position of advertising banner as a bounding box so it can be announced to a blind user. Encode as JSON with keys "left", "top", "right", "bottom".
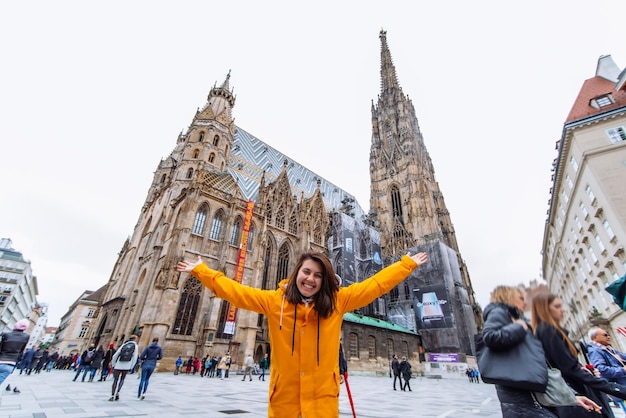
{"left": 224, "top": 200, "right": 254, "bottom": 335}
{"left": 412, "top": 284, "right": 454, "bottom": 329}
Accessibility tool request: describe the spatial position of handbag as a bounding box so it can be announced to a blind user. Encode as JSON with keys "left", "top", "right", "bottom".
{"left": 477, "top": 330, "right": 548, "bottom": 392}
{"left": 533, "top": 367, "right": 578, "bottom": 407}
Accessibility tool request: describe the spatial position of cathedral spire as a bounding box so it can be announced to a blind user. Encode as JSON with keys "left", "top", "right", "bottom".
{"left": 379, "top": 29, "right": 402, "bottom": 95}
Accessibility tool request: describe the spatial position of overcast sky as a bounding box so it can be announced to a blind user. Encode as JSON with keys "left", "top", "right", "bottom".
{"left": 1, "top": 1, "right": 625, "bottom": 327}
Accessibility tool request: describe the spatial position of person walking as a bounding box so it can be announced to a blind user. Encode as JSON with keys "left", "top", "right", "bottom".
{"left": 137, "top": 337, "right": 162, "bottom": 400}
{"left": 259, "top": 353, "right": 269, "bottom": 381}
{"left": 217, "top": 355, "right": 228, "bottom": 380}
{"left": 47, "top": 349, "right": 59, "bottom": 372}
{"left": 0, "top": 319, "right": 30, "bottom": 394}
{"left": 174, "top": 356, "right": 182, "bottom": 375}
{"left": 391, "top": 354, "right": 403, "bottom": 391}
{"left": 242, "top": 353, "right": 254, "bottom": 382}
{"left": 178, "top": 250, "right": 428, "bottom": 417}
{"left": 99, "top": 343, "right": 115, "bottom": 382}
{"left": 109, "top": 335, "right": 139, "bottom": 401}
{"left": 87, "top": 345, "right": 104, "bottom": 382}
{"left": 399, "top": 356, "right": 412, "bottom": 391}
{"left": 19, "top": 346, "right": 35, "bottom": 375}
{"left": 73, "top": 344, "right": 96, "bottom": 382}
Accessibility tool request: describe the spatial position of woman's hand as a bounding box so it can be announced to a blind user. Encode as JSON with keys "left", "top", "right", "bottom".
{"left": 407, "top": 252, "right": 428, "bottom": 266}
{"left": 177, "top": 256, "right": 203, "bottom": 272}
{"left": 513, "top": 318, "right": 528, "bottom": 331}
{"left": 576, "top": 395, "right": 601, "bottom": 413}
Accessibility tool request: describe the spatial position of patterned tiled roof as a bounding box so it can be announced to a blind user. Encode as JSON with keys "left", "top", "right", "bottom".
{"left": 228, "top": 126, "right": 366, "bottom": 218}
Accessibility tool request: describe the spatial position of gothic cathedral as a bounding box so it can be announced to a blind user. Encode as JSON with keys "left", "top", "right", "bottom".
{"left": 90, "top": 30, "right": 480, "bottom": 369}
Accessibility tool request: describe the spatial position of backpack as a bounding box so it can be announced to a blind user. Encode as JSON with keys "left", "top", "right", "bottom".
{"left": 84, "top": 349, "right": 95, "bottom": 363}
{"left": 118, "top": 342, "right": 135, "bottom": 362}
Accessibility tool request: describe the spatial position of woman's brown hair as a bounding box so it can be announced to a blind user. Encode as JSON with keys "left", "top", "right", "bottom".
{"left": 531, "top": 292, "right": 577, "bottom": 357}
{"left": 283, "top": 252, "right": 338, "bottom": 319}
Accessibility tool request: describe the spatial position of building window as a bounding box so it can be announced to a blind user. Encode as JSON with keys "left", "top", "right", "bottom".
{"left": 247, "top": 224, "right": 255, "bottom": 254}
{"left": 186, "top": 168, "right": 194, "bottom": 179}
{"left": 215, "top": 300, "right": 230, "bottom": 339}
{"left": 603, "top": 220, "right": 615, "bottom": 240}
{"left": 192, "top": 205, "right": 207, "bottom": 235}
{"left": 276, "top": 244, "right": 290, "bottom": 287}
{"left": 230, "top": 216, "right": 243, "bottom": 246}
{"left": 160, "top": 174, "right": 166, "bottom": 184}
{"left": 579, "top": 202, "right": 588, "bottom": 219}
{"left": 349, "top": 332, "right": 359, "bottom": 358}
{"left": 78, "top": 326, "right": 88, "bottom": 338}
{"left": 213, "top": 135, "right": 220, "bottom": 146}
{"left": 595, "top": 234, "right": 606, "bottom": 253}
{"left": 172, "top": 277, "right": 202, "bottom": 335}
{"left": 288, "top": 212, "right": 298, "bottom": 235}
{"left": 561, "top": 189, "right": 569, "bottom": 204}
{"left": 607, "top": 127, "right": 626, "bottom": 143}
{"left": 368, "top": 335, "right": 376, "bottom": 358}
{"left": 209, "top": 210, "right": 224, "bottom": 240}
{"left": 208, "top": 153, "right": 215, "bottom": 163}
{"left": 198, "top": 132, "right": 205, "bottom": 142}
{"left": 570, "top": 156, "right": 579, "bottom": 172}
{"left": 585, "top": 185, "right": 596, "bottom": 204}
{"left": 261, "top": 240, "right": 273, "bottom": 290}
{"left": 565, "top": 174, "right": 573, "bottom": 189}
{"left": 389, "top": 287, "right": 399, "bottom": 303}
{"left": 87, "top": 309, "right": 95, "bottom": 318}
{"left": 390, "top": 185, "right": 403, "bottom": 222}
{"left": 402, "top": 341, "right": 409, "bottom": 358}
{"left": 591, "top": 94, "right": 614, "bottom": 109}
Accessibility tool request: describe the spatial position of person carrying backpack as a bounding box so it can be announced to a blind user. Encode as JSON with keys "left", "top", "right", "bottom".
{"left": 108, "top": 335, "right": 139, "bottom": 402}
{"left": 73, "top": 344, "right": 95, "bottom": 382}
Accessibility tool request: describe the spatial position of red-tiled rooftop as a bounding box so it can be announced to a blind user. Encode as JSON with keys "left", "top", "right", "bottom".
{"left": 566, "top": 76, "right": 626, "bottom": 123}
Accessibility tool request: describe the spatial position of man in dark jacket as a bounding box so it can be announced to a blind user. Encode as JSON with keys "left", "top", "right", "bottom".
{"left": 99, "top": 343, "right": 116, "bottom": 381}
{"left": 0, "top": 318, "right": 30, "bottom": 393}
{"left": 73, "top": 344, "right": 96, "bottom": 382}
{"left": 391, "top": 354, "right": 403, "bottom": 390}
{"left": 137, "top": 337, "right": 162, "bottom": 400}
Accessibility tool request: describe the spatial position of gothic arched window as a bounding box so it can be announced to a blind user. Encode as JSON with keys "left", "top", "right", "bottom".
{"left": 186, "top": 168, "right": 194, "bottom": 179}
{"left": 265, "top": 201, "right": 272, "bottom": 224}
{"left": 289, "top": 212, "right": 298, "bottom": 234}
{"left": 172, "top": 277, "right": 202, "bottom": 335}
{"left": 390, "top": 185, "right": 403, "bottom": 221}
{"left": 215, "top": 300, "right": 230, "bottom": 339}
{"left": 389, "top": 286, "right": 399, "bottom": 303}
{"left": 313, "top": 223, "right": 323, "bottom": 245}
{"left": 160, "top": 174, "right": 166, "bottom": 184}
{"left": 276, "top": 208, "right": 285, "bottom": 230}
{"left": 208, "top": 153, "right": 215, "bottom": 163}
{"left": 193, "top": 149, "right": 199, "bottom": 158}
{"left": 262, "top": 239, "right": 273, "bottom": 290}
{"left": 349, "top": 332, "right": 359, "bottom": 358}
{"left": 198, "top": 132, "right": 205, "bottom": 142}
{"left": 209, "top": 209, "right": 224, "bottom": 240}
{"left": 276, "top": 243, "right": 290, "bottom": 287}
{"left": 192, "top": 205, "right": 207, "bottom": 235}
{"left": 213, "top": 135, "right": 220, "bottom": 146}
{"left": 230, "top": 216, "right": 243, "bottom": 246}
{"left": 368, "top": 335, "right": 376, "bottom": 358}
{"left": 247, "top": 224, "right": 255, "bottom": 254}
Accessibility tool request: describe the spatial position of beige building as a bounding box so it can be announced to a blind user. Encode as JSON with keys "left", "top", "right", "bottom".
{"left": 52, "top": 287, "right": 105, "bottom": 355}
{"left": 542, "top": 55, "right": 626, "bottom": 347}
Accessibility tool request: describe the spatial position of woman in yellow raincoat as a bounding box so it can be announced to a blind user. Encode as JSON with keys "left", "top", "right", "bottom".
{"left": 177, "top": 251, "right": 427, "bottom": 418}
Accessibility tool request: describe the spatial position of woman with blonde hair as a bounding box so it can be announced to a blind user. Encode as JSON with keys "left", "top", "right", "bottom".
{"left": 480, "top": 286, "right": 601, "bottom": 417}
{"left": 532, "top": 292, "right": 626, "bottom": 417}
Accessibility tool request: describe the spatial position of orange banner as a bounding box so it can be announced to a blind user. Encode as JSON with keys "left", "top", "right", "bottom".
{"left": 224, "top": 200, "right": 255, "bottom": 335}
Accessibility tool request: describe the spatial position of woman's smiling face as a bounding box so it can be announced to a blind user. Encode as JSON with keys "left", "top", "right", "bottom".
{"left": 296, "top": 259, "right": 323, "bottom": 298}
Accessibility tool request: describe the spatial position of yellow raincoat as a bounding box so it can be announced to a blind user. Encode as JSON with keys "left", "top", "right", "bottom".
{"left": 190, "top": 255, "right": 419, "bottom": 417}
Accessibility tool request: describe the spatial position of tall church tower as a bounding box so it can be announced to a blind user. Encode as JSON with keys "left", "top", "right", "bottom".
{"left": 370, "top": 30, "right": 482, "bottom": 353}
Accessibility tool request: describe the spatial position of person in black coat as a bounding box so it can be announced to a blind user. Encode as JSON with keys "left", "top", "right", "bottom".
{"left": 532, "top": 292, "right": 626, "bottom": 418}
{"left": 0, "top": 319, "right": 30, "bottom": 393}
{"left": 391, "top": 354, "right": 402, "bottom": 391}
{"left": 400, "top": 356, "right": 412, "bottom": 391}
